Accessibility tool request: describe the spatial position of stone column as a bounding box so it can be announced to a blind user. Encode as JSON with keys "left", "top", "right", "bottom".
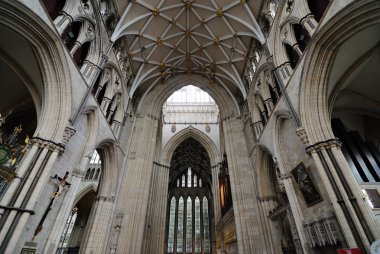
{"left": 43, "top": 156, "right": 89, "bottom": 253}
{"left": 259, "top": 196, "right": 280, "bottom": 253}
{"left": 274, "top": 158, "right": 310, "bottom": 254}
{"left": 143, "top": 162, "right": 170, "bottom": 254}
{"left": 115, "top": 114, "right": 159, "bottom": 253}
{"left": 300, "top": 15, "right": 318, "bottom": 36}
{"left": 54, "top": 13, "right": 73, "bottom": 36}
{"left": 0, "top": 144, "right": 40, "bottom": 219}
{"left": 222, "top": 117, "right": 269, "bottom": 253}
{"left": 329, "top": 144, "right": 380, "bottom": 239}
{"left": 296, "top": 128, "right": 378, "bottom": 253}
{"left": 69, "top": 21, "right": 94, "bottom": 56}
{"left": 211, "top": 164, "right": 221, "bottom": 224}
{"left": 293, "top": 44, "right": 303, "bottom": 57}
{"left": 81, "top": 195, "right": 115, "bottom": 253}
{"left": 0, "top": 143, "right": 61, "bottom": 253}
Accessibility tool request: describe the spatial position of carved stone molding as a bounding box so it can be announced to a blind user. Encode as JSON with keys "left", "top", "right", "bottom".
{"left": 61, "top": 125, "right": 76, "bottom": 147}
{"left": 305, "top": 138, "right": 341, "bottom": 154}
{"left": 31, "top": 137, "right": 64, "bottom": 154}
{"left": 303, "top": 214, "right": 344, "bottom": 248}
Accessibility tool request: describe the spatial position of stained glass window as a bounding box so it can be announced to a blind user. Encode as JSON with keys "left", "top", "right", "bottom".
{"left": 177, "top": 179, "right": 180, "bottom": 187}
{"left": 177, "top": 197, "right": 184, "bottom": 253}
{"left": 182, "top": 175, "right": 186, "bottom": 187}
{"left": 203, "top": 197, "right": 210, "bottom": 253}
{"left": 187, "top": 168, "right": 192, "bottom": 187}
{"left": 199, "top": 178, "right": 202, "bottom": 187}
{"left": 195, "top": 197, "right": 201, "bottom": 253}
{"left": 194, "top": 175, "right": 197, "bottom": 187}
{"left": 58, "top": 207, "right": 78, "bottom": 253}
{"left": 167, "top": 197, "right": 176, "bottom": 253}
{"left": 186, "top": 197, "right": 192, "bottom": 253}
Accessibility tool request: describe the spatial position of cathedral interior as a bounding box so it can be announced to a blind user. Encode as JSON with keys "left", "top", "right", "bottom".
{"left": 0, "top": 0, "right": 380, "bottom": 253}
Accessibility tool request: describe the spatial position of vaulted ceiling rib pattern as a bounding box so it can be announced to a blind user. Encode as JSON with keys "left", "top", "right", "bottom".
{"left": 112, "top": 0, "right": 265, "bottom": 99}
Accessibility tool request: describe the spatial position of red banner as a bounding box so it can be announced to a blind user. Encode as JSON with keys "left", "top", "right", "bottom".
{"left": 337, "top": 248, "right": 362, "bottom": 254}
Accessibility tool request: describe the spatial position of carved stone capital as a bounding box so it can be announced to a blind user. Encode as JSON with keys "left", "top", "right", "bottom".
{"left": 31, "top": 137, "right": 65, "bottom": 154}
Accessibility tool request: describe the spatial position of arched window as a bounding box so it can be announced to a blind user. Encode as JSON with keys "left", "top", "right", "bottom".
{"left": 85, "top": 169, "right": 91, "bottom": 179}
{"left": 57, "top": 207, "right": 78, "bottom": 252}
{"left": 195, "top": 197, "right": 201, "bottom": 252}
{"left": 187, "top": 168, "right": 192, "bottom": 187}
{"left": 203, "top": 197, "right": 210, "bottom": 252}
{"left": 167, "top": 197, "right": 176, "bottom": 253}
{"left": 89, "top": 168, "right": 95, "bottom": 179}
{"left": 166, "top": 138, "right": 213, "bottom": 254}
{"left": 182, "top": 174, "right": 186, "bottom": 187}
{"left": 94, "top": 168, "right": 100, "bottom": 180}
{"left": 186, "top": 197, "right": 192, "bottom": 253}
{"left": 177, "top": 197, "right": 184, "bottom": 253}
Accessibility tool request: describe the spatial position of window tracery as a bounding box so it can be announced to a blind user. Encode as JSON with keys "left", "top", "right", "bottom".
{"left": 167, "top": 138, "right": 213, "bottom": 254}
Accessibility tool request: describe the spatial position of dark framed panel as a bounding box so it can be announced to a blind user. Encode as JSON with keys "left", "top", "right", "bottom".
{"left": 291, "top": 163, "right": 322, "bottom": 206}
{"left": 20, "top": 248, "right": 36, "bottom": 254}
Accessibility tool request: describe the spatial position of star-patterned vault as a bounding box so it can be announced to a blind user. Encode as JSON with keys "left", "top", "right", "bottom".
{"left": 112, "top": 0, "right": 265, "bottom": 99}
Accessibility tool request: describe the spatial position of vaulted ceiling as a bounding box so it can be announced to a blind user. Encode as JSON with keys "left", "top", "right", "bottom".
{"left": 112, "top": 0, "right": 265, "bottom": 100}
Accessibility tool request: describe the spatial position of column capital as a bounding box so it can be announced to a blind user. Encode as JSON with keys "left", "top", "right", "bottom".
{"left": 305, "top": 138, "right": 342, "bottom": 154}
{"left": 31, "top": 137, "right": 64, "bottom": 154}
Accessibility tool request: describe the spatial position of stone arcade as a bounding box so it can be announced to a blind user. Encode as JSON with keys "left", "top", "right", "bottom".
{"left": 0, "top": 0, "right": 380, "bottom": 253}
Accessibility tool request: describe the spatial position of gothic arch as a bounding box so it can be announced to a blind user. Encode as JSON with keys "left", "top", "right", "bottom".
{"left": 161, "top": 126, "right": 220, "bottom": 167}
{"left": 0, "top": 1, "right": 71, "bottom": 143}
{"left": 94, "top": 139, "right": 118, "bottom": 198}
{"left": 299, "top": 0, "right": 380, "bottom": 144}
{"left": 137, "top": 75, "right": 241, "bottom": 119}
{"left": 72, "top": 183, "right": 97, "bottom": 206}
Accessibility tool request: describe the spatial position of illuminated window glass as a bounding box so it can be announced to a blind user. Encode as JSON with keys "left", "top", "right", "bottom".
{"left": 182, "top": 175, "right": 186, "bottom": 187}
{"left": 186, "top": 197, "right": 192, "bottom": 253}
{"left": 187, "top": 168, "right": 192, "bottom": 187}
{"left": 203, "top": 197, "right": 210, "bottom": 253}
{"left": 177, "top": 179, "right": 180, "bottom": 187}
{"left": 58, "top": 207, "right": 78, "bottom": 251}
{"left": 195, "top": 197, "right": 201, "bottom": 253}
{"left": 199, "top": 178, "right": 202, "bottom": 187}
{"left": 167, "top": 197, "right": 176, "bottom": 253}
{"left": 194, "top": 175, "right": 197, "bottom": 187}
{"left": 177, "top": 197, "right": 184, "bottom": 252}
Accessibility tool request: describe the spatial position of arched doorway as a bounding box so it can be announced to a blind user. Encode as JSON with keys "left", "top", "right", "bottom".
{"left": 166, "top": 138, "right": 213, "bottom": 254}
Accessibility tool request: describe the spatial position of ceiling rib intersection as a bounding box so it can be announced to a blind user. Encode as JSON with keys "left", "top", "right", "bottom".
{"left": 112, "top": 0, "right": 265, "bottom": 99}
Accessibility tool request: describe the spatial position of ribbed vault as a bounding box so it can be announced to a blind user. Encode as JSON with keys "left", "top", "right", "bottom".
{"left": 112, "top": 0, "right": 265, "bottom": 100}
